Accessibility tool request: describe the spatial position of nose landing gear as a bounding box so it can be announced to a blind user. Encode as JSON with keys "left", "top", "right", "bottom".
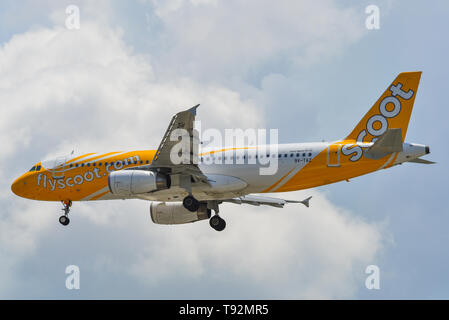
{"left": 59, "top": 200, "right": 72, "bottom": 226}
{"left": 59, "top": 215, "right": 70, "bottom": 226}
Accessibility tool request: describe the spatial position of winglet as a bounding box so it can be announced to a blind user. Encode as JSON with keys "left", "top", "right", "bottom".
{"left": 187, "top": 104, "right": 200, "bottom": 116}
{"left": 300, "top": 196, "right": 312, "bottom": 208}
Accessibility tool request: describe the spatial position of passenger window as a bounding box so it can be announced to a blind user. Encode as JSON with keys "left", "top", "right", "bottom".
{"left": 146, "top": 160, "right": 149, "bottom": 164}
{"left": 308, "top": 153, "right": 312, "bottom": 156}
{"left": 284, "top": 154, "right": 287, "bottom": 157}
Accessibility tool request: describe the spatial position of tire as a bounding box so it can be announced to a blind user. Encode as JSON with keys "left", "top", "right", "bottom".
{"left": 59, "top": 215, "right": 70, "bottom": 226}
{"left": 215, "top": 218, "right": 226, "bottom": 231}
{"left": 183, "top": 195, "right": 199, "bottom": 212}
{"left": 209, "top": 215, "right": 220, "bottom": 228}
{"left": 209, "top": 215, "right": 226, "bottom": 231}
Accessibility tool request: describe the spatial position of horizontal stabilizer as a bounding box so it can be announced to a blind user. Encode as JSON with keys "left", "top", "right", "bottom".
{"left": 296, "top": 196, "right": 312, "bottom": 208}
{"left": 408, "top": 158, "right": 436, "bottom": 164}
{"left": 365, "top": 128, "right": 403, "bottom": 160}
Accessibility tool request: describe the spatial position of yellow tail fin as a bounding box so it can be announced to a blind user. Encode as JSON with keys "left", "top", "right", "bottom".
{"left": 345, "top": 71, "right": 422, "bottom": 143}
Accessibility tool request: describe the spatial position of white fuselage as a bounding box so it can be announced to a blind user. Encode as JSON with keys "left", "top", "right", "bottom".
{"left": 133, "top": 141, "right": 428, "bottom": 202}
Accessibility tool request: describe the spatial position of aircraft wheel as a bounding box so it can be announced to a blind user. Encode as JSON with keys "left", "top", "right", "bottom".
{"left": 209, "top": 215, "right": 226, "bottom": 231}
{"left": 59, "top": 215, "right": 70, "bottom": 226}
{"left": 183, "top": 195, "right": 200, "bottom": 212}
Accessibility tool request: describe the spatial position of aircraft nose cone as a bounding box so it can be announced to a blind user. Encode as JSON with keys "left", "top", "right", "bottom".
{"left": 11, "top": 176, "right": 25, "bottom": 197}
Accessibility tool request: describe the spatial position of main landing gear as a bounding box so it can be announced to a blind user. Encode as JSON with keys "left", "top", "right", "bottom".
{"left": 183, "top": 196, "right": 226, "bottom": 231}
{"left": 59, "top": 200, "right": 72, "bottom": 226}
{"left": 209, "top": 215, "right": 226, "bottom": 232}
{"left": 182, "top": 195, "right": 200, "bottom": 212}
{"left": 207, "top": 200, "right": 226, "bottom": 232}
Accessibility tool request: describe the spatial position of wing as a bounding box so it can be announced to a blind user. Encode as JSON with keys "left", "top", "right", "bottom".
{"left": 150, "top": 104, "right": 209, "bottom": 184}
{"left": 224, "top": 195, "right": 312, "bottom": 208}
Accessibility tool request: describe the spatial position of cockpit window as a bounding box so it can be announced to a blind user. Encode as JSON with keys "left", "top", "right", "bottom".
{"left": 29, "top": 166, "right": 36, "bottom": 172}
{"left": 36, "top": 165, "right": 41, "bottom": 171}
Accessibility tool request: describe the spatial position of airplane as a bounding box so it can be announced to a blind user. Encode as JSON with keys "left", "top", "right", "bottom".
{"left": 11, "top": 71, "right": 434, "bottom": 231}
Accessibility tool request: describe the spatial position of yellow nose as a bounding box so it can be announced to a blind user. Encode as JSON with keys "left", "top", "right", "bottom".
{"left": 11, "top": 175, "right": 26, "bottom": 198}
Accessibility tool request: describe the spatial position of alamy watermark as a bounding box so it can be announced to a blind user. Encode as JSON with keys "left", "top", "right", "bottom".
{"left": 365, "top": 5, "right": 380, "bottom": 30}
{"left": 65, "top": 5, "right": 80, "bottom": 30}
{"left": 65, "top": 265, "right": 80, "bottom": 290}
{"left": 168, "top": 121, "right": 280, "bottom": 175}
{"left": 365, "top": 265, "right": 380, "bottom": 290}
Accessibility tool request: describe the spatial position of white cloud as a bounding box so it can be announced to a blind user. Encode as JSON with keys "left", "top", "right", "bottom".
{"left": 0, "top": 2, "right": 383, "bottom": 299}
{"left": 1, "top": 190, "right": 382, "bottom": 299}
{"left": 127, "top": 190, "right": 382, "bottom": 298}
{"left": 148, "top": 0, "right": 365, "bottom": 79}
{"left": 0, "top": 200, "right": 55, "bottom": 298}
{"left": 0, "top": 20, "right": 262, "bottom": 295}
{"left": 0, "top": 22, "right": 263, "bottom": 171}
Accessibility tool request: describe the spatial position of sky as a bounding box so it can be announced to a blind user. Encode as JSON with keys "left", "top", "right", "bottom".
{"left": 0, "top": 0, "right": 448, "bottom": 299}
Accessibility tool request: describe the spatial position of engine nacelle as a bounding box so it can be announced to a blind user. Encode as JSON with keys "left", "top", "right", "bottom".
{"left": 150, "top": 202, "right": 211, "bottom": 225}
{"left": 108, "top": 170, "right": 170, "bottom": 195}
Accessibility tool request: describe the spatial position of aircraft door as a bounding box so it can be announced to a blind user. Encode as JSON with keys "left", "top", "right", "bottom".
{"left": 327, "top": 144, "right": 341, "bottom": 167}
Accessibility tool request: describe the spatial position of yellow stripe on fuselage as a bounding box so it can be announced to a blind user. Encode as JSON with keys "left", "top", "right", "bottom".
{"left": 262, "top": 167, "right": 296, "bottom": 193}
{"left": 23, "top": 150, "right": 156, "bottom": 201}
{"left": 274, "top": 141, "right": 394, "bottom": 192}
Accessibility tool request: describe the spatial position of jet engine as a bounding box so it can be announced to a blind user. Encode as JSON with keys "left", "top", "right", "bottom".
{"left": 150, "top": 202, "right": 211, "bottom": 225}
{"left": 108, "top": 170, "right": 170, "bottom": 195}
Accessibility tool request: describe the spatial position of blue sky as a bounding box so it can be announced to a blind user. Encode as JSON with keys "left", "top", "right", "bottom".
{"left": 0, "top": 0, "right": 448, "bottom": 299}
